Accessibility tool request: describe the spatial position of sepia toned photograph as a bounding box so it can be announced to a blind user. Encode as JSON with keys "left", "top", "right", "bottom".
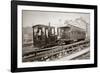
{"left": 22, "top": 10, "right": 90, "bottom": 62}
{"left": 11, "top": 1, "right": 97, "bottom": 72}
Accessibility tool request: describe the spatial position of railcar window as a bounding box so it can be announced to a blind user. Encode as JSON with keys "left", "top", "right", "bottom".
{"left": 38, "top": 29, "right": 42, "bottom": 36}
{"left": 58, "top": 28, "right": 60, "bottom": 36}
{"left": 42, "top": 27, "right": 45, "bottom": 35}
{"left": 34, "top": 27, "right": 38, "bottom": 36}
{"left": 51, "top": 28, "right": 55, "bottom": 35}
{"left": 46, "top": 29, "right": 48, "bottom": 38}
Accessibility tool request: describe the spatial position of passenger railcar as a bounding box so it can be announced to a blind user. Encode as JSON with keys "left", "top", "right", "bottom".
{"left": 32, "top": 24, "right": 86, "bottom": 48}
{"left": 32, "top": 24, "right": 57, "bottom": 48}
{"left": 57, "top": 24, "right": 86, "bottom": 44}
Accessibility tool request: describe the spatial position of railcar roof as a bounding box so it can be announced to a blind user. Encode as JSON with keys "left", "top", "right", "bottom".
{"left": 58, "top": 24, "right": 85, "bottom": 31}
{"left": 58, "top": 26, "right": 70, "bottom": 29}
{"left": 32, "top": 24, "right": 54, "bottom": 28}
{"left": 68, "top": 24, "right": 85, "bottom": 31}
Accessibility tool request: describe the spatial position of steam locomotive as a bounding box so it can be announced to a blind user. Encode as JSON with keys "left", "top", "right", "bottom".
{"left": 32, "top": 24, "right": 86, "bottom": 48}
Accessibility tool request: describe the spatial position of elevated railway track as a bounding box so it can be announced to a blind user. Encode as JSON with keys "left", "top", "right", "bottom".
{"left": 23, "top": 40, "right": 90, "bottom": 62}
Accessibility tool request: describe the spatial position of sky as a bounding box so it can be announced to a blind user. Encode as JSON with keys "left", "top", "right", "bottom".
{"left": 22, "top": 10, "right": 90, "bottom": 30}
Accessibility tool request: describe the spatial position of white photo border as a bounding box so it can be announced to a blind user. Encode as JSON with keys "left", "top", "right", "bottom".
{"left": 17, "top": 5, "right": 94, "bottom": 68}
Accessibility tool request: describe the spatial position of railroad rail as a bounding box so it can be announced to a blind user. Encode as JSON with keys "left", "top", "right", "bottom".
{"left": 23, "top": 40, "right": 90, "bottom": 62}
